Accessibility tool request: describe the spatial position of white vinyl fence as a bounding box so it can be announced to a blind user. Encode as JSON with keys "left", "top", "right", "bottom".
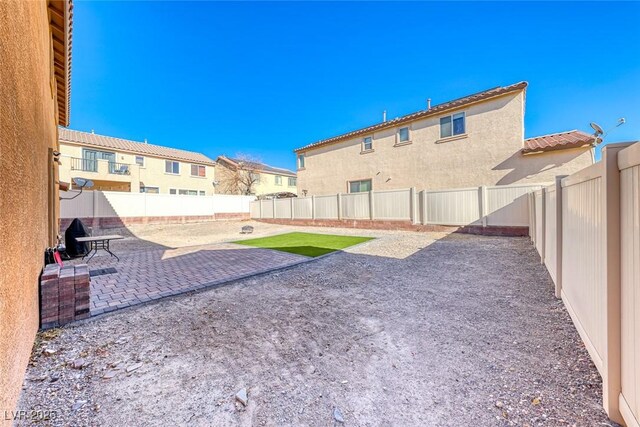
{"left": 60, "top": 191, "right": 255, "bottom": 219}
{"left": 530, "top": 142, "right": 640, "bottom": 427}
{"left": 251, "top": 184, "right": 545, "bottom": 227}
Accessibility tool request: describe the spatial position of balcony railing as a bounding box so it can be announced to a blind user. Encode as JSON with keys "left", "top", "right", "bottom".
{"left": 69, "top": 157, "right": 131, "bottom": 175}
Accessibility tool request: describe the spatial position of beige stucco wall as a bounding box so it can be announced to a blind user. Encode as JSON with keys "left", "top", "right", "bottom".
{"left": 0, "top": 1, "right": 60, "bottom": 418}
{"left": 254, "top": 172, "right": 297, "bottom": 195}
{"left": 296, "top": 92, "right": 593, "bottom": 195}
{"left": 59, "top": 142, "right": 216, "bottom": 195}
{"left": 215, "top": 163, "right": 297, "bottom": 196}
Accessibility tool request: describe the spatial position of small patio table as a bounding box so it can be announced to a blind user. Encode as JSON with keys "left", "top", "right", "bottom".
{"left": 76, "top": 235, "right": 124, "bottom": 262}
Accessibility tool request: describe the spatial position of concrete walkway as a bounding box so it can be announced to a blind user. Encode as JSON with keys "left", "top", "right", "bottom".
{"left": 75, "top": 243, "right": 309, "bottom": 315}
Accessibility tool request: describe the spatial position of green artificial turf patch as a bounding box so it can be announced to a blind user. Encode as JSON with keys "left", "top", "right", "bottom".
{"left": 233, "top": 232, "right": 374, "bottom": 257}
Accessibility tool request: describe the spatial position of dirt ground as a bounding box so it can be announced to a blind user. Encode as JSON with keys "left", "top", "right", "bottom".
{"left": 18, "top": 222, "right": 613, "bottom": 426}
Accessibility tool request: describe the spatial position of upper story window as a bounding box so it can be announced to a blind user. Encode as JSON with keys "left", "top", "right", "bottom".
{"left": 250, "top": 172, "right": 260, "bottom": 183}
{"left": 349, "top": 179, "right": 372, "bottom": 193}
{"left": 171, "top": 188, "right": 201, "bottom": 196}
{"left": 275, "top": 175, "right": 282, "bottom": 186}
{"left": 135, "top": 156, "right": 145, "bottom": 167}
{"left": 397, "top": 127, "right": 410, "bottom": 143}
{"left": 140, "top": 185, "right": 159, "bottom": 194}
{"left": 362, "top": 136, "right": 373, "bottom": 151}
{"left": 191, "top": 164, "right": 206, "bottom": 177}
{"left": 288, "top": 177, "right": 297, "bottom": 187}
{"left": 297, "top": 154, "right": 305, "bottom": 169}
{"left": 165, "top": 160, "right": 180, "bottom": 174}
{"left": 440, "top": 112, "right": 466, "bottom": 138}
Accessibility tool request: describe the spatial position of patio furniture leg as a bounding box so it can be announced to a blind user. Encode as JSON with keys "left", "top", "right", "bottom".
{"left": 104, "top": 240, "right": 119, "bottom": 262}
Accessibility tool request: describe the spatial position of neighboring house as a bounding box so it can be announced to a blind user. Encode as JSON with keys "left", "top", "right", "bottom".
{"left": 215, "top": 155, "right": 297, "bottom": 196}
{"left": 0, "top": 0, "right": 72, "bottom": 415}
{"left": 294, "top": 82, "right": 595, "bottom": 195}
{"left": 58, "top": 128, "right": 217, "bottom": 195}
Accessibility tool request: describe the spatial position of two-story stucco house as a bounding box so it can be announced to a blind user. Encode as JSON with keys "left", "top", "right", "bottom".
{"left": 58, "top": 128, "right": 217, "bottom": 195}
{"left": 215, "top": 155, "right": 297, "bottom": 196}
{"left": 294, "top": 82, "right": 595, "bottom": 195}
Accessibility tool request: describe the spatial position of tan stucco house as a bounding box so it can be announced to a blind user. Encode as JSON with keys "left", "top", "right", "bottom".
{"left": 1, "top": 0, "right": 72, "bottom": 417}
{"left": 294, "top": 82, "right": 595, "bottom": 195}
{"left": 59, "top": 128, "right": 217, "bottom": 195}
{"left": 215, "top": 155, "right": 297, "bottom": 197}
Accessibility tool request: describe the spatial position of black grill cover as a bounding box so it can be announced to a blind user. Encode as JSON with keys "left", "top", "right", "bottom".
{"left": 64, "top": 218, "right": 90, "bottom": 257}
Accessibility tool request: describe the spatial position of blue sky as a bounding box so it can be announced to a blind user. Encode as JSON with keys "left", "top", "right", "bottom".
{"left": 70, "top": 1, "right": 639, "bottom": 169}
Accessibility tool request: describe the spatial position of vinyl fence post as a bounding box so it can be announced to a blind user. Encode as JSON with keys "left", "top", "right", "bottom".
{"left": 290, "top": 197, "right": 295, "bottom": 220}
{"left": 272, "top": 198, "right": 276, "bottom": 219}
{"left": 480, "top": 186, "right": 488, "bottom": 227}
{"left": 409, "top": 187, "right": 416, "bottom": 224}
{"left": 92, "top": 190, "right": 99, "bottom": 227}
{"left": 337, "top": 193, "right": 342, "bottom": 220}
{"left": 600, "top": 144, "right": 624, "bottom": 424}
{"left": 369, "top": 190, "right": 375, "bottom": 220}
{"left": 421, "top": 190, "right": 428, "bottom": 225}
{"left": 311, "top": 195, "right": 316, "bottom": 220}
{"left": 540, "top": 188, "right": 546, "bottom": 264}
{"left": 554, "top": 175, "right": 566, "bottom": 299}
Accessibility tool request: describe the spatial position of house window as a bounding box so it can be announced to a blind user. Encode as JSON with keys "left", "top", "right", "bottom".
{"left": 288, "top": 177, "right": 297, "bottom": 187}
{"left": 440, "top": 112, "right": 465, "bottom": 138}
{"left": 348, "top": 179, "right": 372, "bottom": 193}
{"left": 140, "top": 186, "right": 159, "bottom": 194}
{"left": 363, "top": 136, "right": 373, "bottom": 151}
{"left": 191, "top": 164, "right": 206, "bottom": 177}
{"left": 250, "top": 172, "right": 260, "bottom": 183}
{"left": 165, "top": 160, "right": 180, "bottom": 174}
{"left": 275, "top": 175, "right": 282, "bottom": 186}
{"left": 170, "top": 188, "right": 204, "bottom": 196}
{"left": 398, "top": 127, "right": 410, "bottom": 143}
{"left": 298, "top": 154, "right": 305, "bottom": 169}
{"left": 135, "top": 156, "right": 145, "bottom": 167}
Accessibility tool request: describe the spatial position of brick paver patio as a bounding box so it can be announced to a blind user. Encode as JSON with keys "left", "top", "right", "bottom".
{"left": 72, "top": 243, "right": 310, "bottom": 315}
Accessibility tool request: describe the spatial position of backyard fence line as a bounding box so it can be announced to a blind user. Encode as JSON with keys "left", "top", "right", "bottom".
{"left": 250, "top": 183, "right": 546, "bottom": 228}
{"left": 60, "top": 191, "right": 255, "bottom": 219}
{"left": 530, "top": 141, "right": 640, "bottom": 427}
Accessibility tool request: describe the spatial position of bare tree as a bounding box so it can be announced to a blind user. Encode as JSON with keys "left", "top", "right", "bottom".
{"left": 217, "top": 154, "right": 264, "bottom": 195}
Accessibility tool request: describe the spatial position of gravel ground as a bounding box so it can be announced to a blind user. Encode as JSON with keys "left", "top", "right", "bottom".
{"left": 18, "top": 222, "right": 614, "bottom": 426}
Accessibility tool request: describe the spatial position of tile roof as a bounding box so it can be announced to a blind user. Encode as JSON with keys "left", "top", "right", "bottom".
{"left": 58, "top": 128, "right": 216, "bottom": 165}
{"left": 294, "top": 81, "right": 528, "bottom": 153}
{"left": 217, "top": 156, "right": 296, "bottom": 177}
{"left": 522, "top": 130, "right": 596, "bottom": 154}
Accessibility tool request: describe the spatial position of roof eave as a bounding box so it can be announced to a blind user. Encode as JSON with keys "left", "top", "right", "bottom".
{"left": 48, "top": 0, "right": 73, "bottom": 127}
{"left": 59, "top": 137, "right": 217, "bottom": 166}
{"left": 521, "top": 143, "right": 594, "bottom": 155}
